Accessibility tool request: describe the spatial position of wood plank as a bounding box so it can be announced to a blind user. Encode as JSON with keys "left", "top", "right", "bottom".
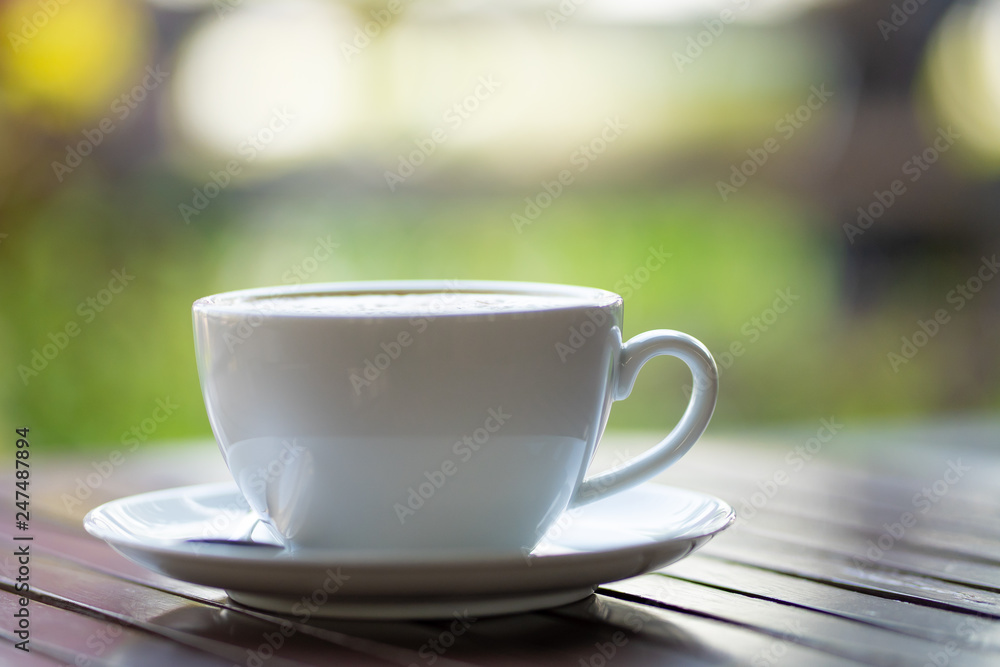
{"left": 669, "top": 458, "right": 983, "bottom": 512}
{"left": 700, "top": 536, "right": 1000, "bottom": 618}
{"left": 733, "top": 502, "right": 1000, "bottom": 564}
{"left": 661, "top": 556, "right": 1000, "bottom": 649}
{"left": 366, "top": 603, "right": 711, "bottom": 667}
{"left": 0, "top": 518, "right": 225, "bottom": 602}
{"left": 627, "top": 428, "right": 997, "bottom": 496}
{"left": 1, "top": 515, "right": 868, "bottom": 666}
{"left": 4, "top": 518, "right": 710, "bottom": 667}
{"left": 603, "top": 573, "right": 999, "bottom": 666}
{"left": 0, "top": 637, "right": 66, "bottom": 667}
{"left": 308, "top": 594, "right": 837, "bottom": 667}
{"left": 552, "top": 594, "right": 858, "bottom": 666}
{"left": 662, "top": 458, "right": 1000, "bottom": 539}
{"left": 13, "top": 430, "right": 1000, "bottom": 666}
{"left": 19, "top": 456, "right": 1000, "bottom": 602}
{"left": 2, "top": 520, "right": 646, "bottom": 666}
{"left": 729, "top": 513, "right": 1000, "bottom": 591}
{"left": 2, "top": 550, "right": 817, "bottom": 667}
{"left": 5, "top": 543, "right": 775, "bottom": 667}
{"left": 0, "top": 591, "right": 233, "bottom": 667}
{"left": 0, "top": 553, "right": 412, "bottom": 666}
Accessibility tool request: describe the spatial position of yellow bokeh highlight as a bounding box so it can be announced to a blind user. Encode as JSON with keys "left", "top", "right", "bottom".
{"left": 0, "top": 0, "right": 150, "bottom": 127}
{"left": 922, "top": 0, "right": 1000, "bottom": 174}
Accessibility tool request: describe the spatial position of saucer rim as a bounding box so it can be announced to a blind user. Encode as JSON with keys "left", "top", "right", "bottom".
{"left": 84, "top": 481, "right": 735, "bottom": 567}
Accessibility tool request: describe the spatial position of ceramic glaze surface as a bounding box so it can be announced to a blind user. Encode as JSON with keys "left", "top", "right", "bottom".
{"left": 192, "top": 281, "right": 718, "bottom": 551}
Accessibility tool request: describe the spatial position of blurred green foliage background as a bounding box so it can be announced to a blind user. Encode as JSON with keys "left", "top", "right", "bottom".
{"left": 2, "top": 0, "right": 999, "bottom": 449}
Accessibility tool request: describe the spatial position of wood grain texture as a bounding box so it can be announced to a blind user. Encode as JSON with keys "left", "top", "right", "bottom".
{"left": 702, "top": 534, "right": 1000, "bottom": 617}
{"left": 0, "top": 638, "right": 66, "bottom": 667}
{"left": 662, "top": 555, "right": 1000, "bottom": 649}
{"left": 0, "top": 591, "right": 234, "bottom": 667}
{"left": 3, "top": 429, "right": 999, "bottom": 666}
{"left": 605, "top": 574, "right": 999, "bottom": 666}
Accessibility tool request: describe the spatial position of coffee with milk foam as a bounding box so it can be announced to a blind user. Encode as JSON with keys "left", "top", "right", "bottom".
{"left": 213, "top": 292, "right": 594, "bottom": 316}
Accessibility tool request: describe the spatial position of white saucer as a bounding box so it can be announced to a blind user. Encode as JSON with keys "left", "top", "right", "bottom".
{"left": 84, "top": 482, "right": 733, "bottom": 619}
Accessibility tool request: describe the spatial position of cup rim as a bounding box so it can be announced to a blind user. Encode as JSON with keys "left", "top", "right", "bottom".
{"left": 192, "top": 280, "right": 622, "bottom": 318}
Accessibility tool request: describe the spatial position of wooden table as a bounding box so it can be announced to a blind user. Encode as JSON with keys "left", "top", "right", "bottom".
{"left": 3, "top": 421, "right": 1000, "bottom": 666}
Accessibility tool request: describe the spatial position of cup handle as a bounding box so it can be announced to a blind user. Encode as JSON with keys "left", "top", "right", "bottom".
{"left": 571, "top": 330, "right": 718, "bottom": 506}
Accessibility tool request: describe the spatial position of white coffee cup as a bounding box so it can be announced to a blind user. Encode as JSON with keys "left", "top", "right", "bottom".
{"left": 193, "top": 280, "right": 718, "bottom": 552}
